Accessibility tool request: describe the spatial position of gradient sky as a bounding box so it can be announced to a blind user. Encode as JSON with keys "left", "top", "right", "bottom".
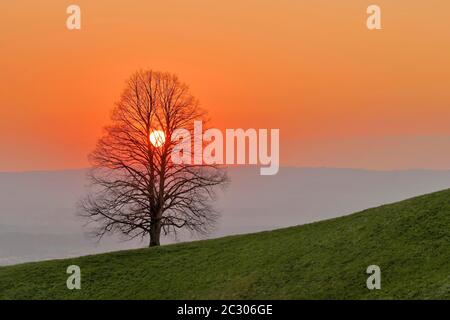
{"left": 1, "top": 0, "right": 449, "bottom": 171}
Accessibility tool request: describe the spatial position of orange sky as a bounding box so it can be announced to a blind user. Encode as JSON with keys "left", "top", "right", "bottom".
{"left": 1, "top": 0, "right": 450, "bottom": 171}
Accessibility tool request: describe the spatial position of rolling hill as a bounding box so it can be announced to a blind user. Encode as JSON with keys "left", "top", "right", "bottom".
{"left": 0, "top": 189, "right": 449, "bottom": 299}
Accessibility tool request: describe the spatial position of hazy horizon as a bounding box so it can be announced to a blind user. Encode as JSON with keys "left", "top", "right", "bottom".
{"left": 4, "top": 164, "right": 450, "bottom": 174}
{"left": 1, "top": 166, "right": 450, "bottom": 266}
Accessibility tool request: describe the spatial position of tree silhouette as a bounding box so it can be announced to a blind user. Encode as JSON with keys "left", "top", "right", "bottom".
{"left": 79, "top": 70, "right": 227, "bottom": 246}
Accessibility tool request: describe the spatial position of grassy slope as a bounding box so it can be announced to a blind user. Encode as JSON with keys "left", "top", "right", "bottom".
{"left": 0, "top": 190, "right": 449, "bottom": 300}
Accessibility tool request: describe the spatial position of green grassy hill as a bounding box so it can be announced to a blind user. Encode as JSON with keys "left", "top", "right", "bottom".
{"left": 1, "top": 189, "right": 449, "bottom": 300}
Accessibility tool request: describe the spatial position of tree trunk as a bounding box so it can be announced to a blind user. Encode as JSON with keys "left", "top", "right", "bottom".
{"left": 149, "top": 218, "right": 161, "bottom": 247}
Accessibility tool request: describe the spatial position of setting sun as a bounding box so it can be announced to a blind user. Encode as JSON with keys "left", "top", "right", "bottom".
{"left": 149, "top": 130, "right": 166, "bottom": 147}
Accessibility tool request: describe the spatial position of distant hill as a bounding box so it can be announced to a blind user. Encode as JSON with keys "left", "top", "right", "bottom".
{"left": 1, "top": 189, "right": 449, "bottom": 299}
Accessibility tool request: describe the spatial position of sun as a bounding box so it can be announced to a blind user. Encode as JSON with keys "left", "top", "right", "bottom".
{"left": 149, "top": 130, "right": 166, "bottom": 147}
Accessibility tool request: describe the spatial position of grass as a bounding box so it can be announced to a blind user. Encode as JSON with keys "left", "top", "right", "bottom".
{"left": 0, "top": 189, "right": 449, "bottom": 299}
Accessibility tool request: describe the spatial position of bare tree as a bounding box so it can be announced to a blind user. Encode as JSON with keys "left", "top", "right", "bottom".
{"left": 79, "top": 70, "right": 227, "bottom": 247}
